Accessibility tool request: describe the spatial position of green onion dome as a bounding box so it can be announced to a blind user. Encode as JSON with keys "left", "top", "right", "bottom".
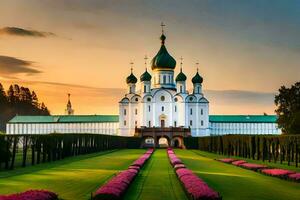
{"left": 140, "top": 69, "right": 152, "bottom": 82}
{"left": 151, "top": 34, "right": 176, "bottom": 70}
{"left": 175, "top": 69, "right": 187, "bottom": 82}
{"left": 126, "top": 72, "right": 137, "bottom": 84}
{"left": 192, "top": 71, "right": 203, "bottom": 84}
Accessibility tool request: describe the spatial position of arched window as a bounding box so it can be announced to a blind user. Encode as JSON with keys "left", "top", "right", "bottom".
{"left": 135, "top": 121, "right": 137, "bottom": 126}
{"left": 201, "top": 109, "right": 203, "bottom": 115}
{"left": 201, "top": 120, "right": 204, "bottom": 126}
{"left": 144, "top": 85, "right": 147, "bottom": 93}
{"left": 190, "top": 108, "right": 193, "bottom": 115}
{"left": 124, "top": 120, "right": 126, "bottom": 126}
{"left": 197, "top": 86, "right": 200, "bottom": 93}
{"left": 124, "top": 109, "right": 126, "bottom": 116}
{"left": 135, "top": 109, "right": 138, "bottom": 115}
{"left": 180, "top": 85, "right": 183, "bottom": 93}
{"left": 148, "top": 121, "right": 151, "bottom": 127}
{"left": 162, "top": 106, "right": 164, "bottom": 112}
{"left": 163, "top": 75, "right": 166, "bottom": 84}
{"left": 148, "top": 105, "right": 151, "bottom": 112}
{"left": 174, "top": 121, "right": 177, "bottom": 127}
{"left": 174, "top": 106, "right": 177, "bottom": 112}
{"left": 190, "top": 120, "right": 192, "bottom": 126}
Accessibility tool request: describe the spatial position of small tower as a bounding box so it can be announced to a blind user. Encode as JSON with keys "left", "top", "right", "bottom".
{"left": 140, "top": 55, "right": 152, "bottom": 93}
{"left": 126, "top": 63, "right": 137, "bottom": 94}
{"left": 65, "top": 93, "right": 74, "bottom": 115}
{"left": 175, "top": 56, "right": 187, "bottom": 93}
{"left": 192, "top": 64, "right": 203, "bottom": 94}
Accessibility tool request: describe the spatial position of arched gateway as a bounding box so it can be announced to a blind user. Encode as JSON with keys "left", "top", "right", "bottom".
{"left": 137, "top": 127, "right": 190, "bottom": 148}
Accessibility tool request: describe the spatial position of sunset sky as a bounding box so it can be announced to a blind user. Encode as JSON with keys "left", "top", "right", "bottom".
{"left": 0, "top": 0, "right": 299, "bottom": 115}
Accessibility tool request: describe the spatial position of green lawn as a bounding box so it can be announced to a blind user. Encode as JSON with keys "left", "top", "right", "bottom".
{"left": 194, "top": 150, "right": 300, "bottom": 172}
{"left": 175, "top": 149, "right": 300, "bottom": 200}
{"left": 0, "top": 149, "right": 145, "bottom": 200}
{"left": 124, "top": 149, "right": 188, "bottom": 200}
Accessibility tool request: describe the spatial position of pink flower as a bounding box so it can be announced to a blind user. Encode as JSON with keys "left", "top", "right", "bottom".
{"left": 174, "top": 164, "right": 186, "bottom": 170}
{"left": 261, "top": 169, "right": 295, "bottom": 177}
{"left": 0, "top": 190, "right": 58, "bottom": 200}
{"left": 288, "top": 173, "right": 300, "bottom": 182}
{"left": 217, "top": 158, "right": 236, "bottom": 163}
{"left": 239, "top": 163, "right": 267, "bottom": 171}
{"left": 232, "top": 160, "right": 247, "bottom": 166}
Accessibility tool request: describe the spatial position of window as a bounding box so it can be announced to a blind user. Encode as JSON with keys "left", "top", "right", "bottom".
{"left": 174, "top": 98, "right": 178, "bottom": 102}
{"left": 197, "top": 87, "right": 200, "bottom": 93}
{"left": 190, "top": 108, "right": 193, "bottom": 115}
{"left": 162, "top": 106, "right": 164, "bottom": 111}
{"left": 135, "top": 121, "right": 137, "bottom": 126}
{"left": 189, "top": 97, "right": 193, "bottom": 101}
{"left": 135, "top": 109, "right": 138, "bottom": 115}
{"left": 175, "top": 106, "right": 177, "bottom": 112}
{"left": 174, "top": 121, "right": 177, "bottom": 127}
{"left": 135, "top": 98, "right": 138, "bottom": 102}
{"left": 124, "top": 109, "right": 126, "bottom": 116}
{"left": 201, "top": 120, "right": 204, "bottom": 126}
{"left": 147, "top": 97, "right": 151, "bottom": 102}
{"left": 144, "top": 85, "right": 146, "bottom": 93}
{"left": 148, "top": 105, "right": 151, "bottom": 112}
{"left": 190, "top": 120, "right": 193, "bottom": 126}
{"left": 148, "top": 121, "right": 151, "bottom": 127}
{"left": 201, "top": 109, "right": 203, "bottom": 115}
{"left": 180, "top": 85, "right": 183, "bottom": 93}
{"left": 124, "top": 120, "right": 126, "bottom": 126}
{"left": 161, "top": 96, "right": 165, "bottom": 101}
{"left": 163, "top": 75, "right": 166, "bottom": 84}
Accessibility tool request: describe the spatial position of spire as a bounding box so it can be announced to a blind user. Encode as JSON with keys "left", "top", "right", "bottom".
{"left": 160, "top": 22, "right": 166, "bottom": 45}
{"left": 126, "top": 62, "right": 137, "bottom": 84}
{"left": 144, "top": 55, "right": 148, "bottom": 71}
{"left": 180, "top": 56, "right": 183, "bottom": 72}
{"left": 65, "top": 93, "right": 74, "bottom": 115}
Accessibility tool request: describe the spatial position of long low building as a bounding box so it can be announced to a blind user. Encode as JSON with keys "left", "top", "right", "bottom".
{"left": 6, "top": 114, "right": 281, "bottom": 135}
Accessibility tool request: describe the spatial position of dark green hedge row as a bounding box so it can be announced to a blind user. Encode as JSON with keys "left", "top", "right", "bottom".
{"left": 184, "top": 135, "right": 300, "bottom": 167}
{"left": 0, "top": 134, "right": 142, "bottom": 170}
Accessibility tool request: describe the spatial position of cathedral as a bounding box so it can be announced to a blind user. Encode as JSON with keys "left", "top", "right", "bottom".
{"left": 119, "top": 30, "right": 209, "bottom": 137}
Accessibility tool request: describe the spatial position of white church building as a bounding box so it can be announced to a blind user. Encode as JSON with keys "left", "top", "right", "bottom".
{"left": 119, "top": 31, "right": 209, "bottom": 136}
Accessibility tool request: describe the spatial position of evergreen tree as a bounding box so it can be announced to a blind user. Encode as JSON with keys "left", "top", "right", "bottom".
{"left": 275, "top": 82, "right": 300, "bottom": 134}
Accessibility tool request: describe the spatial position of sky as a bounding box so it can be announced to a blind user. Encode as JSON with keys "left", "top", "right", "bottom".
{"left": 0, "top": 0, "right": 299, "bottom": 115}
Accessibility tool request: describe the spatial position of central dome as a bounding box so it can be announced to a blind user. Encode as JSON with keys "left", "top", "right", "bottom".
{"left": 151, "top": 34, "right": 176, "bottom": 70}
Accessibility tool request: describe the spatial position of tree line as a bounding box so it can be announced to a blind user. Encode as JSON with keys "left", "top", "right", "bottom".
{"left": 0, "top": 83, "right": 50, "bottom": 131}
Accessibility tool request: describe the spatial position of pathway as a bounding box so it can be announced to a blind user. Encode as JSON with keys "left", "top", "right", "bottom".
{"left": 124, "top": 149, "right": 188, "bottom": 200}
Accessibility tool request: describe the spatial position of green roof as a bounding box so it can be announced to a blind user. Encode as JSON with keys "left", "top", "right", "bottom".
{"left": 209, "top": 115, "right": 277, "bottom": 123}
{"left": 9, "top": 115, "right": 278, "bottom": 124}
{"left": 9, "top": 115, "right": 119, "bottom": 123}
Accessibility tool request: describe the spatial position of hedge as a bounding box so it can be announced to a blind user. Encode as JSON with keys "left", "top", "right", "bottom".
{"left": 0, "top": 134, "right": 142, "bottom": 170}
{"left": 184, "top": 135, "right": 300, "bottom": 167}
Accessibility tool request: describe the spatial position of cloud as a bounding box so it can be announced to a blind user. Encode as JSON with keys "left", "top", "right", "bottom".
{"left": 0, "top": 55, "right": 42, "bottom": 75}
{"left": 0, "top": 27, "right": 56, "bottom": 37}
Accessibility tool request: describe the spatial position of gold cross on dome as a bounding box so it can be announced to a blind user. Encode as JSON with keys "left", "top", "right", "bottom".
{"left": 196, "top": 62, "right": 199, "bottom": 72}
{"left": 144, "top": 55, "right": 148, "bottom": 68}
{"left": 161, "top": 22, "right": 166, "bottom": 33}
{"left": 130, "top": 61, "right": 134, "bottom": 72}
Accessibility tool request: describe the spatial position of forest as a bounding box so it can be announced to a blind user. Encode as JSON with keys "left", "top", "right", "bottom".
{"left": 0, "top": 83, "right": 49, "bottom": 131}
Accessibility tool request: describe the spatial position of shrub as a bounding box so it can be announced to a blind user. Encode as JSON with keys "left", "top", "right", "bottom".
{"left": 288, "top": 173, "right": 300, "bottom": 182}
{"left": 217, "top": 158, "right": 236, "bottom": 163}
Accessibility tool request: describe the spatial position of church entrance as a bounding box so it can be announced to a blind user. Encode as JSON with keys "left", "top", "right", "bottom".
{"left": 159, "top": 114, "right": 167, "bottom": 128}
{"left": 158, "top": 136, "right": 169, "bottom": 148}
{"left": 161, "top": 120, "right": 165, "bottom": 127}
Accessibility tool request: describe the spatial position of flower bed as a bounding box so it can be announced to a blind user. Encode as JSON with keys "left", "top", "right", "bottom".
{"left": 92, "top": 148, "right": 154, "bottom": 200}
{"left": 288, "top": 173, "right": 300, "bottom": 182}
{"left": 217, "top": 158, "right": 236, "bottom": 163}
{"left": 260, "top": 169, "right": 295, "bottom": 178}
{"left": 238, "top": 163, "right": 267, "bottom": 171}
{"left": 167, "top": 149, "right": 221, "bottom": 200}
{"left": 0, "top": 190, "right": 58, "bottom": 200}
{"left": 231, "top": 160, "right": 247, "bottom": 166}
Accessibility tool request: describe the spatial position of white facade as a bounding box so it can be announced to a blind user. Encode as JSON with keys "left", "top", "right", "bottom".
{"left": 119, "top": 32, "right": 210, "bottom": 137}
{"left": 6, "top": 122, "right": 118, "bottom": 135}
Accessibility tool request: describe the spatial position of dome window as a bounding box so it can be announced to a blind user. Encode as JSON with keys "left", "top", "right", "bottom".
{"left": 161, "top": 96, "right": 165, "bottom": 101}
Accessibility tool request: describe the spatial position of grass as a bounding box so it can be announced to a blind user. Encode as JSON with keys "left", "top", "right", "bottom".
{"left": 195, "top": 150, "right": 300, "bottom": 172}
{"left": 0, "top": 149, "right": 145, "bottom": 200}
{"left": 124, "top": 149, "right": 188, "bottom": 200}
{"left": 175, "top": 149, "right": 300, "bottom": 200}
